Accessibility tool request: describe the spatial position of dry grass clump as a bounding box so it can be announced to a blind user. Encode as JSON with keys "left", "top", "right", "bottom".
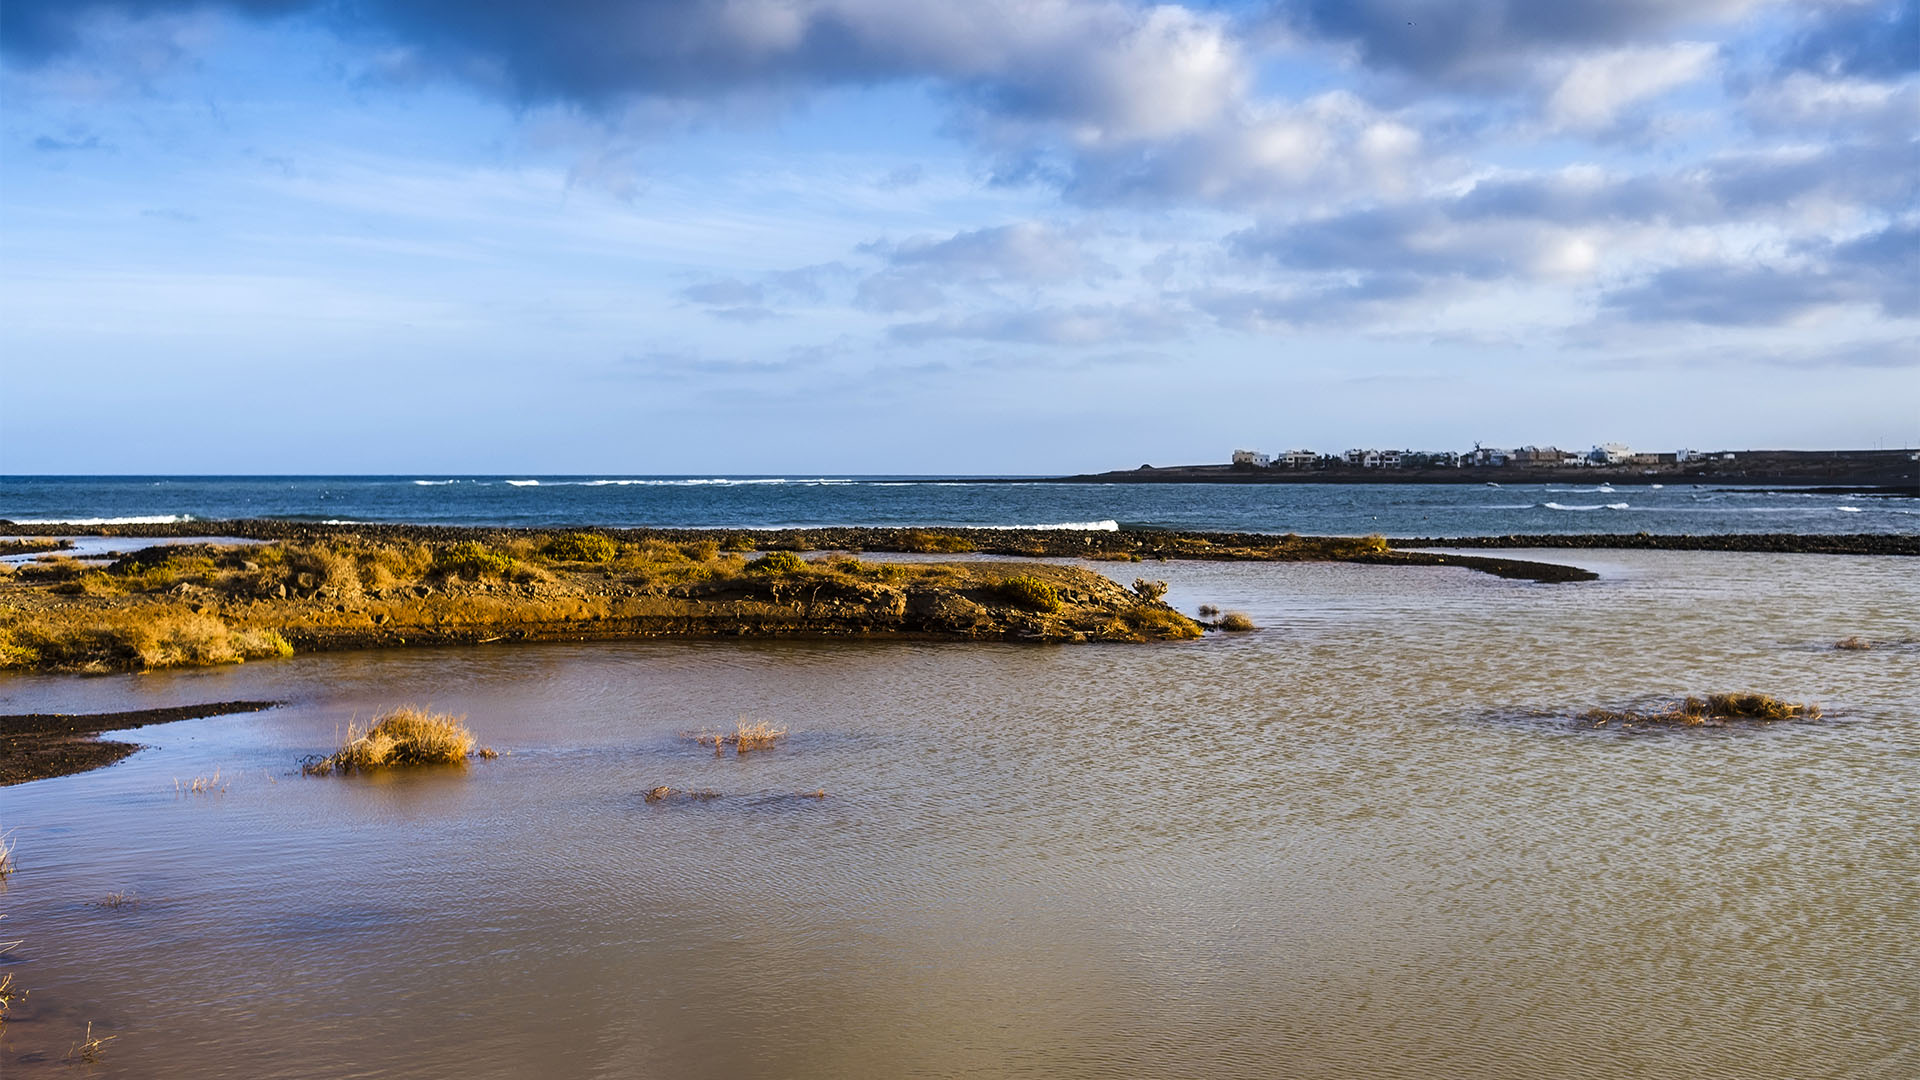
{"left": 1101, "top": 605, "right": 1204, "bottom": 641}
{"left": 745, "top": 551, "right": 808, "bottom": 576}
{"left": 0, "top": 612, "right": 292, "bottom": 672}
{"left": 96, "top": 891, "right": 140, "bottom": 909}
{"left": 897, "top": 530, "right": 976, "bottom": 553}
{"left": 645, "top": 786, "right": 721, "bottom": 802}
{"left": 433, "top": 541, "right": 517, "bottom": 581}
{"left": 1196, "top": 604, "right": 1219, "bottom": 617}
{"left": 540, "top": 532, "right": 618, "bottom": 563}
{"left": 303, "top": 707, "right": 477, "bottom": 774}
{"left": 1833, "top": 636, "right": 1871, "bottom": 651}
{"left": 1215, "top": 611, "right": 1256, "bottom": 632}
{"left": 175, "top": 768, "right": 228, "bottom": 795}
{"left": 66, "top": 1021, "right": 116, "bottom": 1065}
{"left": 996, "top": 574, "right": 1060, "bottom": 612}
{"left": 1130, "top": 578, "right": 1169, "bottom": 602}
{"left": 1579, "top": 692, "right": 1822, "bottom": 728}
{"left": 0, "top": 830, "right": 15, "bottom": 878}
{"left": 689, "top": 719, "right": 789, "bottom": 755}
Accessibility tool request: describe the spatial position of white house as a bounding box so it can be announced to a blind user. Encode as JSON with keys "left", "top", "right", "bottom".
{"left": 1589, "top": 443, "right": 1632, "bottom": 465}
{"left": 1231, "top": 449, "right": 1272, "bottom": 467}
{"left": 1281, "top": 449, "right": 1319, "bottom": 468}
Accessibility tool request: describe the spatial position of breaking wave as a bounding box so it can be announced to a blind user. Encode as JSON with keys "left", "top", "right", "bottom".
{"left": 1541, "top": 502, "right": 1631, "bottom": 512}
{"left": 4, "top": 514, "right": 196, "bottom": 525}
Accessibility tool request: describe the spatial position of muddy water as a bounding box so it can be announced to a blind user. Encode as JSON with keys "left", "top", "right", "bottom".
{"left": 1, "top": 550, "right": 1915, "bottom": 1079}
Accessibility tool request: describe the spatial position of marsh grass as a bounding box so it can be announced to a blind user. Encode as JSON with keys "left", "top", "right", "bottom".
{"left": 175, "top": 768, "right": 228, "bottom": 795}
{"left": 0, "top": 830, "right": 14, "bottom": 878}
{"left": 66, "top": 1021, "right": 115, "bottom": 1065}
{"left": 96, "top": 891, "right": 139, "bottom": 910}
{"left": 645, "top": 787, "right": 721, "bottom": 802}
{"left": 1102, "top": 606, "right": 1204, "bottom": 641}
{"left": 1215, "top": 612, "right": 1256, "bottom": 632}
{"left": 1196, "top": 604, "right": 1219, "bottom": 617}
{"left": 1834, "top": 636, "right": 1871, "bottom": 650}
{"left": 304, "top": 708, "right": 477, "bottom": 774}
{"left": 689, "top": 719, "right": 789, "bottom": 755}
{"left": 1579, "top": 693, "right": 1822, "bottom": 728}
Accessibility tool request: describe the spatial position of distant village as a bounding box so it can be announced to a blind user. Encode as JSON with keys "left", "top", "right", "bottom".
{"left": 1228, "top": 444, "right": 1732, "bottom": 471}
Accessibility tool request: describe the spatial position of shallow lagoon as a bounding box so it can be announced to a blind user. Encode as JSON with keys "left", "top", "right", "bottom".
{"left": 2, "top": 550, "right": 1915, "bottom": 1078}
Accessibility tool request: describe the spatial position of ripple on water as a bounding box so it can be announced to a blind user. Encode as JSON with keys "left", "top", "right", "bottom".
{"left": 0, "top": 549, "right": 1915, "bottom": 1078}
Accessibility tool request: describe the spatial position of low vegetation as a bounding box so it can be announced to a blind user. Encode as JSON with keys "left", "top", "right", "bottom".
{"left": 645, "top": 786, "right": 721, "bottom": 803}
{"left": 1833, "top": 636, "right": 1871, "bottom": 650}
{"left": 1579, "top": 693, "right": 1822, "bottom": 729}
{"left": 1102, "top": 605, "right": 1204, "bottom": 641}
{"left": 0, "top": 529, "right": 1219, "bottom": 672}
{"left": 66, "top": 1021, "right": 116, "bottom": 1065}
{"left": 1215, "top": 612, "right": 1256, "bottom": 632}
{"left": 302, "top": 707, "right": 477, "bottom": 774}
{"left": 689, "top": 719, "right": 788, "bottom": 755}
{"left": 997, "top": 574, "right": 1061, "bottom": 612}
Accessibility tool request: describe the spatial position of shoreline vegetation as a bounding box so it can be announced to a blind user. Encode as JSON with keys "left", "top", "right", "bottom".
{"left": 0, "top": 528, "right": 1239, "bottom": 679}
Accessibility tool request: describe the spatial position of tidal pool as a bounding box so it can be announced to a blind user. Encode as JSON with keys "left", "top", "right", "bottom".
{"left": 1, "top": 550, "right": 1915, "bottom": 1078}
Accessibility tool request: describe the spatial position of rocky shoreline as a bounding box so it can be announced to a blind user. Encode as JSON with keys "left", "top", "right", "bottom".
{"left": 0, "top": 520, "right": 1599, "bottom": 582}
{"left": 1388, "top": 532, "right": 1919, "bottom": 556}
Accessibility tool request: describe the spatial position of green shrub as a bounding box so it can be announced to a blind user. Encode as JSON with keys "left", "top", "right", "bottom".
{"left": 434, "top": 542, "right": 515, "bottom": 580}
{"left": 898, "top": 530, "right": 976, "bottom": 553}
{"left": 745, "top": 551, "right": 807, "bottom": 576}
{"left": 997, "top": 575, "right": 1060, "bottom": 612}
{"left": 1216, "top": 611, "right": 1256, "bottom": 632}
{"left": 540, "top": 532, "right": 618, "bottom": 563}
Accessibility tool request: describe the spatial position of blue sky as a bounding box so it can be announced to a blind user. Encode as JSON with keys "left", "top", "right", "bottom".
{"left": 2, "top": 0, "right": 1915, "bottom": 473}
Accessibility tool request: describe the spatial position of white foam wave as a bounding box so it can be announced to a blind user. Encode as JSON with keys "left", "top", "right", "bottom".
{"left": 413, "top": 480, "right": 460, "bottom": 486}
{"left": 978, "top": 520, "right": 1120, "bottom": 531}
{"left": 5, "top": 514, "right": 195, "bottom": 525}
{"left": 1838, "top": 506, "right": 1862, "bottom": 512}
{"left": 504, "top": 479, "right": 541, "bottom": 486}
{"left": 1541, "top": 502, "right": 1630, "bottom": 512}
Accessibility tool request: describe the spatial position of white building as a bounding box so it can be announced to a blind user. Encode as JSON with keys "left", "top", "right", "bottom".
{"left": 1281, "top": 449, "right": 1319, "bottom": 468}
{"left": 1589, "top": 443, "right": 1632, "bottom": 465}
{"left": 1231, "top": 449, "right": 1272, "bottom": 467}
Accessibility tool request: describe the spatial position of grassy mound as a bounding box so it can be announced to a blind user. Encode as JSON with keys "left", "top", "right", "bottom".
{"left": 688, "top": 719, "right": 788, "bottom": 755}
{"left": 304, "top": 707, "right": 478, "bottom": 774}
{"left": 997, "top": 575, "right": 1060, "bottom": 612}
{"left": 1579, "top": 693, "right": 1821, "bottom": 729}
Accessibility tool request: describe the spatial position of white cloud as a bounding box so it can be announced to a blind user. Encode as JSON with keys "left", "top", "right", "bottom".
{"left": 1545, "top": 42, "right": 1718, "bottom": 130}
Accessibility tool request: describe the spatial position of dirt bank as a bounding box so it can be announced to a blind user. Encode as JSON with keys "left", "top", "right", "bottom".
{"left": 0, "top": 700, "right": 277, "bottom": 785}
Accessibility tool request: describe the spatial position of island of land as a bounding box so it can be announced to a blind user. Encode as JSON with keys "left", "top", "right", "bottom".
{"left": 1039, "top": 447, "right": 1919, "bottom": 489}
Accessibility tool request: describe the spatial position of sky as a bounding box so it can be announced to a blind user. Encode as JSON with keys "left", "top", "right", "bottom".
{"left": 1, "top": 0, "right": 1916, "bottom": 474}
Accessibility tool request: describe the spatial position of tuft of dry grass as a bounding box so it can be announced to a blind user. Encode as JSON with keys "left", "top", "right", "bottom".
{"left": 1196, "top": 604, "right": 1219, "bottom": 617}
{"left": 96, "top": 891, "right": 140, "bottom": 909}
{"left": 66, "top": 1021, "right": 116, "bottom": 1065}
{"left": 645, "top": 786, "right": 721, "bottom": 802}
{"left": 1215, "top": 611, "right": 1256, "bottom": 632}
{"left": 1100, "top": 605, "right": 1204, "bottom": 641}
{"left": 0, "top": 829, "right": 14, "bottom": 878}
{"left": 996, "top": 575, "right": 1060, "bottom": 612}
{"left": 1579, "top": 692, "right": 1822, "bottom": 728}
{"left": 799, "top": 789, "right": 827, "bottom": 799}
{"left": 175, "top": 768, "right": 228, "bottom": 795}
{"left": 1834, "top": 636, "right": 1871, "bottom": 651}
{"left": 303, "top": 707, "right": 477, "bottom": 774}
{"left": 689, "top": 719, "right": 789, "bottom": 755}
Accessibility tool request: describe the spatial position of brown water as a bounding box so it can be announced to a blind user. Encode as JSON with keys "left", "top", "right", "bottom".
{"left": 1, "top": 550, "right": 1915, "bottom": 1079}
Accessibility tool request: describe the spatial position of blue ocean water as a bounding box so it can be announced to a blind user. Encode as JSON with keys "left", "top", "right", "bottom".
{"left": 2, "top": 476, "right": 1913, "bottom": 536}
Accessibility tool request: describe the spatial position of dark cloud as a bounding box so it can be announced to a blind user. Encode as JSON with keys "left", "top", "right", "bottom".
{"left": 1603, "top": 221, "right": 1918, "bottom": 325}
{"left": 1777, "top": 0, "right": 1919, "bottom": 79}
{"left": 1280, "top": 0, "right": 1755, "bottom": 83}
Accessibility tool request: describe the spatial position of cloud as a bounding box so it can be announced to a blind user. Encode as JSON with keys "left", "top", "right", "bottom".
{"left": 1602, "top": 221, "right": 1918, "bottom": 325}
{"left": 854, "top": 221, "right": 1107, "bottom": 312}
{"left": 32, "top": 133, "right": 105, "bottom": 151}
{"left": 1279, "top": 0, "right": 1760, "bottom": 85}
{"left": 1777, "top": 0, "right": 1919, "bottom": 79}
{"left": 887, "top": 301, "right": 1185, "bottom": 345}
{"left": 679, "top": 278, "right": 764, "bottom": 306}
{"left": 1544, "top": 42, "right": 1717, "bottom": 130}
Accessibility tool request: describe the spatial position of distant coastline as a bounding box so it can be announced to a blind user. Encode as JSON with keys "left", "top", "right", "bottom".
{"left": 1028, "top": 448, "right": 1918, "bottom": 490}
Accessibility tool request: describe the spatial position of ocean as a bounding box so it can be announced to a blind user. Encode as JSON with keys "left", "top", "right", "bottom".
{"left": 2, "top": 475, "right": 1914, "bottom": 535}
